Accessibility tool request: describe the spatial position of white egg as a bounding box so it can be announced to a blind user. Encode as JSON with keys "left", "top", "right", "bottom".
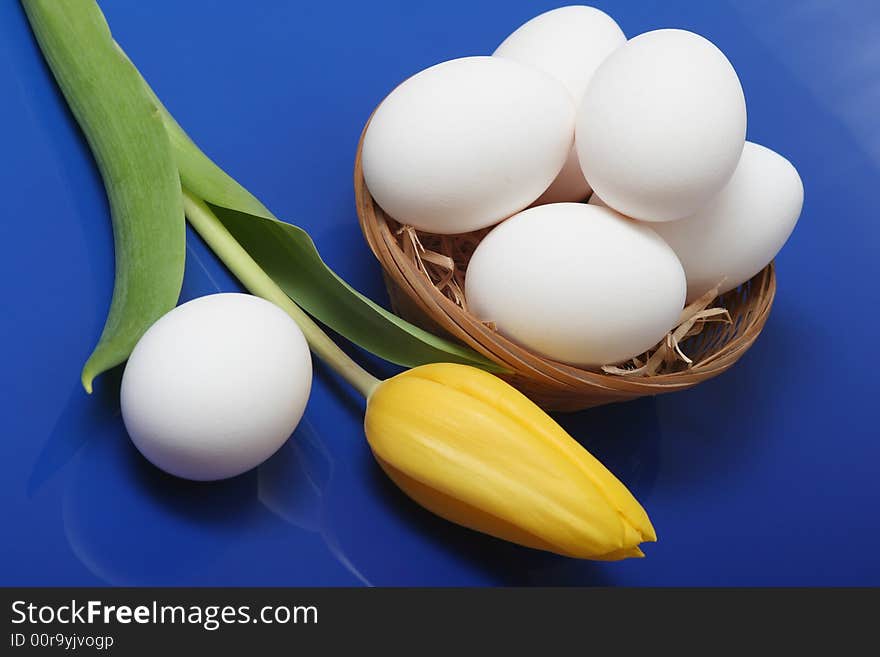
{"left": 121, "top": 293, "right": 312, "bottom": 481}
{"left": 494, "top": 6, "right": 626, "bottom": 102}
{"left": 465, "top": 203, "right": 686, "bottom": 367}
{"left": 361, "top": 56, "right": 575, "bottom": 234}
{"left": 649, "top": 142, "right": 803, "bottom": 302}
{"left": 577, "top": 29, "right": 747, "bottom": 222}
{"left": 494, "top": 6, "right": 626, "bottom": 204}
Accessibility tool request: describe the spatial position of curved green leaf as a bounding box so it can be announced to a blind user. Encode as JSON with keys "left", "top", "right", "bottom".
{"left": 210, "top": 204, "right": 506, "bottom": 371}
{"left": 23, "top": 0, "right": 185, "bottom": 392}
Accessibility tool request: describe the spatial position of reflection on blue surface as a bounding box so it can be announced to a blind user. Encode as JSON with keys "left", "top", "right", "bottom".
{"left": 1, "top": 0, "right": 879, "bottom": 585}
{"left": 258, "top": 420, "right": 373, "bottom": 586}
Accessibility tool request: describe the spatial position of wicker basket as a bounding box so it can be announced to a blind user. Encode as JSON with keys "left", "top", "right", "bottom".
{"left": 354, "top": 130, "right": 776, "bottom": 412}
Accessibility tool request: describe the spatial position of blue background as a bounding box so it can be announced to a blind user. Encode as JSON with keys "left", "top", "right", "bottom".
{"left": 2, "top": 0, "right": 878, "bottom": 586}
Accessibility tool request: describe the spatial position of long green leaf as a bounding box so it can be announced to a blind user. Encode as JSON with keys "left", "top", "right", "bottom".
{"left": 23, "top": 0, "right": 185, "bottom": 392}
{"left": 128, "top": 52, "right": 505, "bottom": 372}
{"left": 210, "top": 204, "right": 506, "bottom": 371}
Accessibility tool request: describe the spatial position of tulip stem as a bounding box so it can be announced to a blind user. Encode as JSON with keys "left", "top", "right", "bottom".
{"left": 182, "top": 190, "right": 381, "bottom": 399}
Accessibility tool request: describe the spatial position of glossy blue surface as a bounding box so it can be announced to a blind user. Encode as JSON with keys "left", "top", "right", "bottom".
{"left": 2, "top": 0, "right": 878, "bottom": 586}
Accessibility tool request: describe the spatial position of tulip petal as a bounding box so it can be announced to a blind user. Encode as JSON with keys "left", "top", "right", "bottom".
{"left": 410, "top": 364, "right": 657, "bottom": 544}
{"left": 365, "top": 363, "right": 657, "bottom": 560}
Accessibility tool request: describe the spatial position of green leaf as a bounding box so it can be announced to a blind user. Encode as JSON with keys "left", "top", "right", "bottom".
{"left": 130, "top": 56, "right": 506, "bottom": 373}
{"left": 23, "top": 0, "right": 185, "bottom": 392}
{"left": 209, "top": 204, "right": 506, "bottom": 371}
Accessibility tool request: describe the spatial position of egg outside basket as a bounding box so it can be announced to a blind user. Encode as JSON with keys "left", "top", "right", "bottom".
{"left": 354, "top": 133, "right": 776, "bottom": 412}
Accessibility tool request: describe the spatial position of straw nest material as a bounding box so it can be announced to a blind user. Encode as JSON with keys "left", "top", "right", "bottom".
{"left": 354, "top": 135, "right": 776, "bottom": 412}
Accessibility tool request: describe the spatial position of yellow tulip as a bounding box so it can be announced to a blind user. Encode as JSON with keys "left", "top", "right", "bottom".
{"left": 364, "top": 363, "right": 657, "bottom": 561}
